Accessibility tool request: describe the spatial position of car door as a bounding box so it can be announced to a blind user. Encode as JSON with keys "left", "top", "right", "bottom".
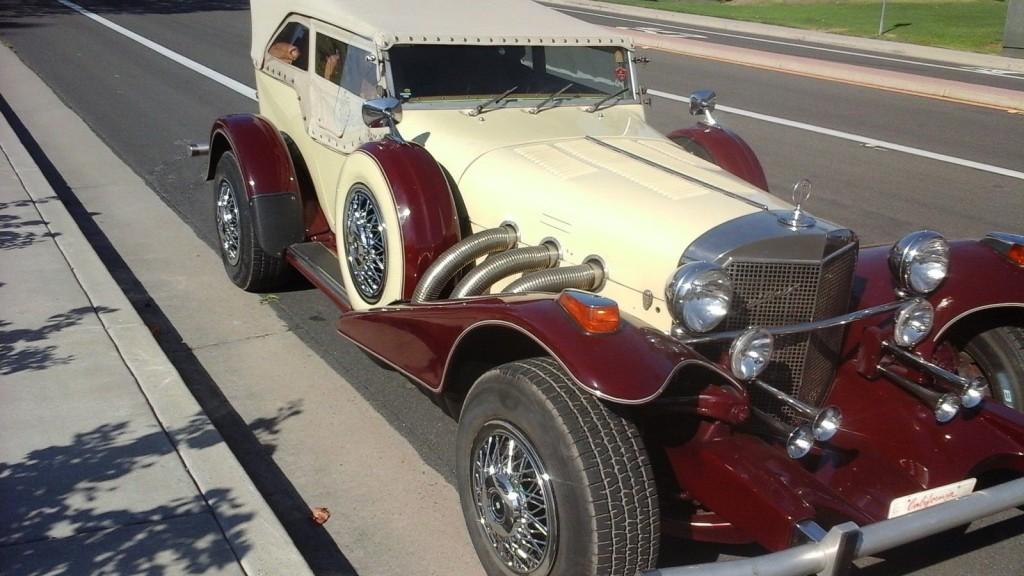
{"left": 308, "top": 23, "right": 380, "bottom": 154}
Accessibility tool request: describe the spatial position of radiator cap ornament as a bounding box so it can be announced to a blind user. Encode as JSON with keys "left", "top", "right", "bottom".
{"left": 779, "top": 179, "right": 816, "bottom": 229}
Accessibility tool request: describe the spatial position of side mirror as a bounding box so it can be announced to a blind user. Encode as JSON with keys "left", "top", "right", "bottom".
{"left": 688, "top": 90, "right": 717, "bottom": 126}
{"left": 362, "top": 97, "right": 406, "bottom": 143}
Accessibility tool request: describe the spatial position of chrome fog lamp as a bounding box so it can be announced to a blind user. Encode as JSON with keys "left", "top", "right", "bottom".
{"left": 935, "top": 393, "right": 962, "bottom": 423}
{"left": 811, "top": 406, "right": 843, "bottom": 442}
{"left": 729, "top": 328, "right": 773, "bottom": 381}
{"left": 960, "top": 378, "right": 987, "bottom": 409}
{"left": 786, "top": 425, "right": 815, "bottom": 459}
{"left": 893, "top": 298, "right": 934, "bottom": 348}
{"left": 665, "top": 262, "right": 733, "bottom": 333}
{"left": 889, "top": 230, "right": 950, "bottom": 295}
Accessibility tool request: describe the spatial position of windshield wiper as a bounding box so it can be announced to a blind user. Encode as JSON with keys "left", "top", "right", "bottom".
{"left": 528, "top": 83, "right": 574, "bottom": 115}
{"left": 470, "top": 85, "right": 519, "bottom": 116}
{"left": 585, "top": 87, "right": 630, "bottom": 113}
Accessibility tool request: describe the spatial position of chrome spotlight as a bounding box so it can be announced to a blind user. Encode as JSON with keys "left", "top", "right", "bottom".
{"left": 729, "top": 328, "right": 773, "bottom": 381}
{"left": 893, "top": 298, "right": 934, "bottom": 348}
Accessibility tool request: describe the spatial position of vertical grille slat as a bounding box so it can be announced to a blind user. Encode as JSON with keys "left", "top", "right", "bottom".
{"left": 724, "top": 245, "right": 857, "bottom": 422}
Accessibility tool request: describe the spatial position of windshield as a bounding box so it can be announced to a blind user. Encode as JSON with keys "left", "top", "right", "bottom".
{"left": 388, "top": 45, "right": 634, "bottom": 104}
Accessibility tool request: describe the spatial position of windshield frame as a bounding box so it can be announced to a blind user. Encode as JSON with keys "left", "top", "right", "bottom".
{"left": 382, "top": 44, "right": 639, "bottom": 111}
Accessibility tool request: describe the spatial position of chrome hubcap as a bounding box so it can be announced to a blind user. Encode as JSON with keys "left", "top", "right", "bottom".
{"left": 343, "top": 186, "right": 386, "bottom": 303}
{"left": 216, "top": 179, "right": 240, "bottom": 266}
{"left": 471, "top": 423, "right": 556, "bottom": 574}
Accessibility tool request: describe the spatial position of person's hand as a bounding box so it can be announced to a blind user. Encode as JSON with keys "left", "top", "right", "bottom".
{"left": 269, "top": 42, "right": 300, "bottom": 63}
{"left": 324, "top": 53, "right": 341, "bottom": 80}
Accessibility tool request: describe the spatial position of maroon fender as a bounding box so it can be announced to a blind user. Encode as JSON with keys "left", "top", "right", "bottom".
{"left": 336, "top": 293, "right": 733, "bottom": 404}
{"left": 356, "top": 139, "right": 461, "bottom": 300}
{"left": 208, "top": 114, "right": 299, "bottom": 199}
{"left": 208, "top": 114, "right": 306, "bottom": 256}
{"left": 668, "top": 124, "right": 769, "bottom": 191}
{"left": 845, "top": 241, "right": 1024, "bottom": 357}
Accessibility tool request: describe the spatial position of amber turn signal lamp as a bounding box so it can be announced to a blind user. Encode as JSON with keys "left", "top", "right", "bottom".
{"left": 1009, "top": 244, "right": 1024, "bottom": 266}
{"left": 558, "top": 290, "right": 620, "bottom": 334}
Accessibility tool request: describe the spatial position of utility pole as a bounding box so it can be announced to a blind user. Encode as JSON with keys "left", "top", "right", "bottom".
{"left": 878, "top": 0, "right": 887, "bottom": 36}
{"left": 1006, "top": 0, "right": 1024, "bottom": 57}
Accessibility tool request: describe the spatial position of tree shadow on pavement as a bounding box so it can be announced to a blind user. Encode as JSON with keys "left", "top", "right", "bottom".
{"left": 0, "top": 416, "right": 253, "bottom": 575}
{"left": 0, "top": 306, "right": 116, "bottom": 376}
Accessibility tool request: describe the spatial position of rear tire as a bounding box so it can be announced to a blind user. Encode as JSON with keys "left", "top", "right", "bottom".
{"left": 213, "top": 151, "right": 291, "bottom": 291}
{"left": 955, "top": 326, "right": 1024, "bottom": 411}
{"left": 456, "top": 358, "right": 659, "bottom": 576}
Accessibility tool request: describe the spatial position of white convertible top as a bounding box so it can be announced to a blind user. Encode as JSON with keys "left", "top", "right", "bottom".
{"left": 251, "top": 0, "right": 632, "bottom": 64}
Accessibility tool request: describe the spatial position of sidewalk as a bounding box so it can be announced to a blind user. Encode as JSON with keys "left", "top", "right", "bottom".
{"left": 0, "top": 109, "right": 312, "bottom": 574}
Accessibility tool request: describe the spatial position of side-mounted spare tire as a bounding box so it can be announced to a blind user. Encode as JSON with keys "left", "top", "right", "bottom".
{"left": 456, "top": 357, "right": 660, "bottom": 576}
{"left": 213, "top": 151, "right": 292, "bottom": 291}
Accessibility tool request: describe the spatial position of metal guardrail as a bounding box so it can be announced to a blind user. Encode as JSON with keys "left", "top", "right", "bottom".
{"left": 646, "top": 476, "right": 1024, "bottom": 576}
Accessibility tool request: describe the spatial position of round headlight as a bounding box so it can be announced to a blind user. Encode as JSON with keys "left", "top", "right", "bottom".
{"left": 893, "top": 298, "right": 934, "bottom": 348}
{"left": 786, "top": 425, "right": 815, "bottom": 459}
{"left": 729, "top": 328, "right": 773, "bottom": 381}
{"left": 889, "top": 230, "right": 950, "bottom": 295}
{"left": 665, "top": 262, "right": 733, "bottom": 333}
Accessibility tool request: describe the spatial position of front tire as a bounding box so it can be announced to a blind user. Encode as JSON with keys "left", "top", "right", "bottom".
{"left": 955, "top": 326, "right": 1024, "bottom": 411}
{"left": 213, "top": 151, "right": 291, "bottom": 291}
{"left": 457, "top": 358, "right": 659, "bottom": 576}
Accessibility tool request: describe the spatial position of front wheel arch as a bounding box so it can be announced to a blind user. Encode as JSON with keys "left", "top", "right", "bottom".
{"left": 942, "top": 306, "right": 1024, "bottom": 411}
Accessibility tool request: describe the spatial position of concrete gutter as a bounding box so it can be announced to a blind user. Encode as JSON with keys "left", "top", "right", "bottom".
{"left": 543, "top": 0, "right": 1024, "bottom": 73}
{"left": 0, "top": 43, "right": 313, "bottom": 576}
{"left": 626, "top": 30, "right": 1024, "bottom": 111}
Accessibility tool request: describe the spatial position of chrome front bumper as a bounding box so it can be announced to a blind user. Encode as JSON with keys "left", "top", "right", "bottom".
{"left": 646, "top": 477, "right": 1024, "bottom": 576}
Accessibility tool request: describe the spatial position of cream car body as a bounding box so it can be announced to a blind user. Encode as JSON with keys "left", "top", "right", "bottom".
{"left": 250, "top": 0, "right": 789, "bottom": 327}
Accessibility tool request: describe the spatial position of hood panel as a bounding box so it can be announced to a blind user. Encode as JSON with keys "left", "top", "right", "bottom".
{"left": 456, "top": 135, "right": 789, "bottom": 327}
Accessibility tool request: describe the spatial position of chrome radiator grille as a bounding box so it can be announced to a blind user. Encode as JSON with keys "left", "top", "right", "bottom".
{"left": 723, "top": 244, "right": 857, "bottom": 421}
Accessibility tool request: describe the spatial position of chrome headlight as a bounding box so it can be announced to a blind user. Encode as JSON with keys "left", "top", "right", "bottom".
{"left": 893, "top": 298, "right": 934, "bottom": 348}
{"left": 665, "top": 262, "right": 733, "bottom": 333}
{"left": 889, "top": 230, "right": 949, "bottom": 295}
{"left": 729, "top": 328, "right": 773, "bottom": 381}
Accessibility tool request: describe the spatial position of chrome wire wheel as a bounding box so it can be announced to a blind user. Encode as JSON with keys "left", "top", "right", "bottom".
{"left": 471, "top": 421, "right": 557, "bottom": 575}
{"left": 343, "top": 185, "right": 387, "bottom": 303}
{"left": 215, "top": 178, "right": 240, "bottom": 266}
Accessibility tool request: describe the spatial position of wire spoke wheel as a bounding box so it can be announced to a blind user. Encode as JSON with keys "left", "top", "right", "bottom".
{"left": 343, "top": 185, "right": 387, "bottom": 303}
{"left": 471, "top": 422, "right": 556, "bottom": 575}
{"left": 215, "top": 178, "right": 241, "bottom": 266}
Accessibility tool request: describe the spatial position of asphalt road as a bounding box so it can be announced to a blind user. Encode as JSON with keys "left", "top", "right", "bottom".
{"left": 1, "top": 1, "right": 1023, "bottom": 574}
{"left": 545, "top": 2, "right": 1024, "bottom": 91}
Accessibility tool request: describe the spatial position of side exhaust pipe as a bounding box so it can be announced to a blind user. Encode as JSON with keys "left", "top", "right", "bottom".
{"left": 188, "top": 142, "right": 210, "bottom": 157}
{"left": 505, "top": 261, "right": 605, "bottom": 294}
{"left": 411, "top": 225, "right": 519, "bottom": 303}
{"left": 451, "top": 242, "right": 559, "bottom": 298}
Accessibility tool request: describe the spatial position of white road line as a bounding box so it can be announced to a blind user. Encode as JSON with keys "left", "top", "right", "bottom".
{"left": 60, "top": 0, "right": 1022, "bottom": 182}
{"left": 650, "top": 89, "right": 1024, "bottom": 181}
{"left": 57, "top": 0, "right": 257, "bottom": 101}
{"left": 555, "top": 6, "right": 1024, "bottom": 81}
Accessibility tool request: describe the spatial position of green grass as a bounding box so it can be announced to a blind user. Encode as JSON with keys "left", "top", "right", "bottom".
{"left": 599, "top": 0, "right": 1008, "bottom": 53}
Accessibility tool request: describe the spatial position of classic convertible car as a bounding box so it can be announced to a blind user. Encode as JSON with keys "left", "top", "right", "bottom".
{"left": 198, "top": 0, "right": 1024, "bottom": 574}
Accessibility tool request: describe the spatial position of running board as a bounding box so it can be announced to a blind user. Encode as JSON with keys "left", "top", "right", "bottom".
{"left": 287, "top": 242, "right": 351, "bottom": 312}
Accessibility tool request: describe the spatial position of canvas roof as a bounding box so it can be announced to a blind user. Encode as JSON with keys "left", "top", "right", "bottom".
{"left": 251, "top": 0, "right": 632, "bottom": 64}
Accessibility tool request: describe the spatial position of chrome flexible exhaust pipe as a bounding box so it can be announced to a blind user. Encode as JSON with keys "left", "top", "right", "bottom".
{"left": 451, "top": 243, "right": 560, "bottom": 298}
{"left": 750, "top": 379, "right": 842, "bottom": 442}
{"left": 411, "top": 225, "right": 518, "bottom": 303}
{"left": 505, "top": 261, "right": 605, "bottom": 294}
{"left": 877, "top": 365, "right": 961, "bottom": 423}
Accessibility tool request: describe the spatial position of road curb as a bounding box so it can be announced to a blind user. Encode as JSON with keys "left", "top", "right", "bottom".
{"left": 544, "top": 0, "right": 1024, "bottom": 72}
{"left": 0, "top": 43, "right": 314, "bottom": 576}
{"left": 627, "top": 30, "right": 1024, "bottom": 111}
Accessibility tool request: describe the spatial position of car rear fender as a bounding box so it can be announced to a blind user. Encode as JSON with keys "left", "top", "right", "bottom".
{"left": 208, "top": 114, "right": 305, "bottom": 256}
{"left": 668, "top": 124, "right": 769, "bottom": 192}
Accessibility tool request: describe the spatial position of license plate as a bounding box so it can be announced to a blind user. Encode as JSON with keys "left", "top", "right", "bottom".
{"left": 887, "top": 478, "right": 977, "bottom": 519}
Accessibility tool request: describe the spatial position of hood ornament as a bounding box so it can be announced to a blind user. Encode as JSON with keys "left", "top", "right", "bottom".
{"left": 779, "top": 179, "right": 816, "bottom": 229}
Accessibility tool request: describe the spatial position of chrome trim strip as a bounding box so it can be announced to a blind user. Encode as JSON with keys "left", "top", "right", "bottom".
{"left": 934, "top": 303, "right": 1024, "bottom": 340}
{"left": 647, "top": 477, "right": 1024, "bottom": 576}
{"left": 673, "top": 300, "right": 908, "bottom": 344}
{"left": 583, "top": 136, "right": 769, "bottom": 211}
